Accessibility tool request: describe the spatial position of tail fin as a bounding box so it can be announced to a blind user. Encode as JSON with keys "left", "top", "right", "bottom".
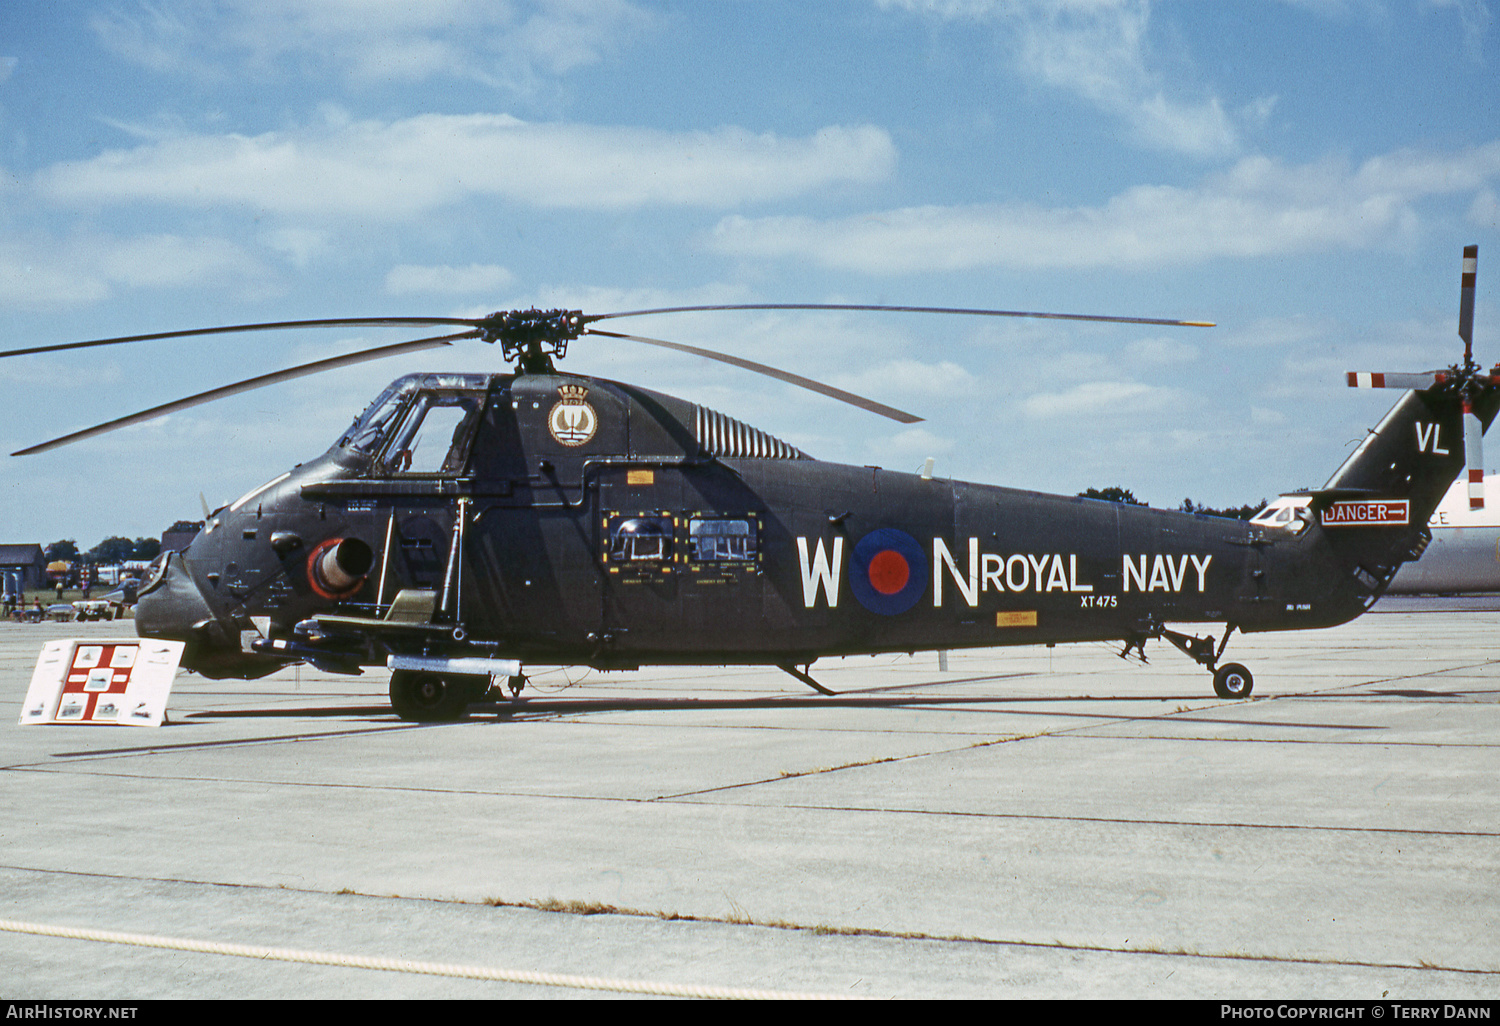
{"left": 1316, "top": 380, "right": 1500, "bottom": 588}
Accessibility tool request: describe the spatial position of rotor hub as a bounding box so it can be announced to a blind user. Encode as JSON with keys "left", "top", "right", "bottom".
{"left": 475, "top": 309, "right": 584, "bottom": 372}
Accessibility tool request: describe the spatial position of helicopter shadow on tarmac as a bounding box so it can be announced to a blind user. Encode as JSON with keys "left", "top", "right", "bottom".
{"left": 165, "top": 680, "right": 1390, "bottom": 736}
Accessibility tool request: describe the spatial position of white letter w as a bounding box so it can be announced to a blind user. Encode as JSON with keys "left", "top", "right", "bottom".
{"left": 798, "top": 537, "right": 843, "bottom": 607}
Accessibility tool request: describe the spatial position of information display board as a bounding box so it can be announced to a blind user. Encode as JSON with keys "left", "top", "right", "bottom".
{"left": 18, "top": 639, "right": 186, "bottom": 727}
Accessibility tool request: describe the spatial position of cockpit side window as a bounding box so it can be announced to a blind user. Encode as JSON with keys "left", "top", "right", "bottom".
{"left": 378, "top": 392, "right": 485, "bottom": 475}
{"left": 341, "top": 382, "right": 416, "bottom": 455}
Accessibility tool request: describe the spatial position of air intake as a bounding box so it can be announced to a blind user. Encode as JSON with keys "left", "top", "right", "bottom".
{"left": 694, "top": 406, "right": 807, "bottom": 460}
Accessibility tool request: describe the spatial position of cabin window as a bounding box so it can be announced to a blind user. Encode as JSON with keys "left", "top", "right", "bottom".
{"left": 380, "top": 393, "right": 485, "bottom": 475}
{"left": 609, "top": 517, "right": 674, "bottom": 563}
{"left": 688, "top": 518, "right": 757, "bottom": 562}
{"left": 1252, "top": 502, "right": 1308, "bottom": 532}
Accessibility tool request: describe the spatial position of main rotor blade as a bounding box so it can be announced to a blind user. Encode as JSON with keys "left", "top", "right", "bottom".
{"left": 5, "top": 302, "right": 1213, "bottom": 362}
{"left": 585, "top": 328, "right": 923, "bottom": 424}
{"left": 12, "top": 331, "right": 474, "bottom": 456}
{"left": 0, "top": 317, "right": 482, "bottom": 361}
{"left": 589, "top": 303, "right": 1215, "bottom": 329}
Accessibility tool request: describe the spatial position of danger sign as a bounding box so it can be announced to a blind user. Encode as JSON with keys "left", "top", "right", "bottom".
{"left": 1320, "top": 500, "right": 1410, "bottom": 527}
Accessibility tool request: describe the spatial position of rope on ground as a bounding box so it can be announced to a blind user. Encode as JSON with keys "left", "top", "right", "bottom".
{"left": 0, "top": 917, "right": 860, "bottom": 1000}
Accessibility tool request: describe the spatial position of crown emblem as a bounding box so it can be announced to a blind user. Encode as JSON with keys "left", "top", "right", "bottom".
{"left": 547, "top": 385, "right": 598, "bottom": 446}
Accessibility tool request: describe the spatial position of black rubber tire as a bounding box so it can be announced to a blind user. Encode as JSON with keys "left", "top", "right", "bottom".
{"left": 1213, "top": 662, "right": 1254, "bottom": 699}
{"left": 389, "top": 670, "right": 486, "bottom": 722}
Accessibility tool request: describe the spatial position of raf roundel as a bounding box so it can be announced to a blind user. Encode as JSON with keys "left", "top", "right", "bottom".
{"left": 850, "top": 528, "right": 928, "bottom": 615}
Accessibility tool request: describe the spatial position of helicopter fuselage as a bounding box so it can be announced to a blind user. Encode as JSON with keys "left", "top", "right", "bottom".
{"left": 134, "top": 370, "right": 1382, "bottom": 685}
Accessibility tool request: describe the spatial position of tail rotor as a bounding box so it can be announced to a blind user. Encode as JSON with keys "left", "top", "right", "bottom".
{"left": 1346, "top": 245, "right": 1494, "bottom": 509}
{"left": 1460, "top": 246, "right": 1484, "bottom": 509}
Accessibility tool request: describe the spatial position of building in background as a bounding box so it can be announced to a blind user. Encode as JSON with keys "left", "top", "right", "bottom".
{"left": 160, "top": 521, "right": 204, "bottom": 554}
{"left": 0, "top": 545, "right": 47, "bottom": 593}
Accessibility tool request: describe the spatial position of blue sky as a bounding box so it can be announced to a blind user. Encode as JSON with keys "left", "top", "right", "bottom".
{"left": 1, "top": 0, "right": 1496, "bottom": 548}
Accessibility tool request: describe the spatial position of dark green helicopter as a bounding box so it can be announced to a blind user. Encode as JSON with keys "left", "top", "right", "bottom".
{"left": 9, "top": 248, "right": 1492, "bottom": 720}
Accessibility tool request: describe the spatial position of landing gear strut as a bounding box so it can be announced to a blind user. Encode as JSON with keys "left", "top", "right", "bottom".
{"left": 1158, "top": 625, "right": 1254, "bottom": 699}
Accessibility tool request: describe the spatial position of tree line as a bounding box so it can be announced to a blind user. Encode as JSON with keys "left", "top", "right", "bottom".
{"left": 42, "top": 521, "right": 202, "bottom": 566}
{"left": 1079, "top": 487, "right": 1266, "bottom": 520}
{"left": 44, "top": 537, "right": 162, "bottom": 565}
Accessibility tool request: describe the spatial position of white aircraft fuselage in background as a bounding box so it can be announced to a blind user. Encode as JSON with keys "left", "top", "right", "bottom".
{"left": 1388, "top": 472, "right": 1500, "bottom": 593}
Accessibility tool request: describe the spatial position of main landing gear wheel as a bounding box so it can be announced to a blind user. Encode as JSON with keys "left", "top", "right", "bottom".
{"left": 1213, "top": 662, "right": 1254, "bottom": 699}
{"left": 389, "top": 670, "right": 488, "bottom": 722}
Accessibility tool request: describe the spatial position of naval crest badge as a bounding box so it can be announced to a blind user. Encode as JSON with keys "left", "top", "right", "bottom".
{"left": 547, "top": 383, "right": 598, "bottom": 447}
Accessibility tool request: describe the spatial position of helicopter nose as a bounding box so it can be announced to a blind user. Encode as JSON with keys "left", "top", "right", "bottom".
{"left": 134, "top": 550, "right": 241, "bottom": 653}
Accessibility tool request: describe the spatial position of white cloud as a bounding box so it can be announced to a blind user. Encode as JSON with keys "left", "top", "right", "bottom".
{"left": 35, "top": 115, "right": 896, "bottom": 218}
{"left": 0, "top": 234, "right": 269, "bottom": 310}
{"left": 1019, "top": 379, "right": 1182, "bottom": 418}
{"left": 88, "top": 0, "right": 655, "bottom": 89}
{"left": 1470, "top": 188, "right": 1499, "bottom": 228}
{"left": 261, "top": 228, "right": 332, "bottom": 269}
{"left": 385, "top": 263, "right": 516, "bottom": 296}
{"left": 710, "top": 142, "right": 1500, "bottom": 272}
{"left": 1127, "top": 336, "right": 1198, "bottom": 364}
{"left": 868, "top": 426, "right": 958, "bottom": 469}
{"left": 0, "top": 254, "right": 109, "bottom": 309}
{"left": 833, "top": 358, "right": 978, "bottom": 400}
{"left": 1428, "top": 0, "right": 1493, "bottom": 61}
{"left": 1271, "top": 0, "right": 1387, "bottom": 19}
{"left": 877, "top": 0, "right": 1257, "bottom": 158}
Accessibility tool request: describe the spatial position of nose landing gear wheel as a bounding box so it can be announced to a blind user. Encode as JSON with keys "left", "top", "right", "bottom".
{"left": 1213, "top": 662, "right": 1254, "bottom": 699}
{"left": 389, "top": 669, "right": 486, "bottom": 722}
